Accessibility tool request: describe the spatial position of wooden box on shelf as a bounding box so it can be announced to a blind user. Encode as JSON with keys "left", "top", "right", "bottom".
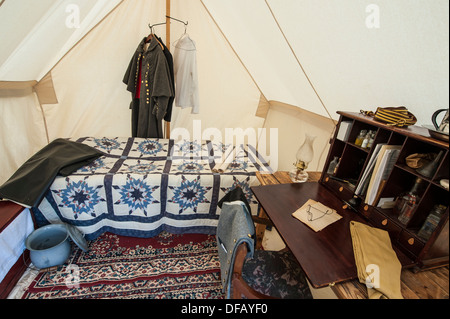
{"left": 320, "top": 111, "right": 449, "bottom": 270}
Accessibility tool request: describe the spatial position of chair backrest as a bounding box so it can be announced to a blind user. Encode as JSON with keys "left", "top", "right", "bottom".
{"left": 216, "top": 190, "right": 255, "bottom": 298}
{"left": 217, "top": 187, "right": 276, "bottom": 299}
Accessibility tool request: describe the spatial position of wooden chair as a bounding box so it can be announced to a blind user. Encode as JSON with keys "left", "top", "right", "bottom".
{"left": 217, "top": 187, "right": 312, "bottom": 299}
{"left": 230, "top": 239, "right": 313, "bottom": 299}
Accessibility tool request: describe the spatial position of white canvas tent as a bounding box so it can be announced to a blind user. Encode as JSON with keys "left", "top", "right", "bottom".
{"left": 1, "top": 0, "right": 449, "bottom": 186}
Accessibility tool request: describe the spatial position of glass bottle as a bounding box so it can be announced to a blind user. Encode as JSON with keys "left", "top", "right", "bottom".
{"left": 395, "top": 177, "right": 423, "bottom": 225}
{"left": 355, "top": 130, "right": 367, "bottom": 147}
{"left": 361, "top": 130, "right": 372, "bottom": 149}
{"left": 327, "top": 156, "right": 339, "bottom": 175}
{"left": 418, "top": 204, "right": 447, "bottom": 241}
{"left": 333, "top": 157, "right": 341, "bottom": 175}
{"left": 289, "top": 133, "right": 316, "bottom": 183}
{"left": 367, "top": 131, "right": 375, "bottom": 149}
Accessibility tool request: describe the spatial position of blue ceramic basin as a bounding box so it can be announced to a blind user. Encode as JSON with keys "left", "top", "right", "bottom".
{"left": 25, "top": 224, "right": 71, "bottom": 269}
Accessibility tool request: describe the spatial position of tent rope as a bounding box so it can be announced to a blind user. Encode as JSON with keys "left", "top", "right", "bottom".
{"left": 200, "top": 0, "right": 268, "bottom": 104}
{"left": 264, "top": 0, "right": 335, "bottom": 125}
{"left": 265, "top": 0, "right": 336, "bottom": 171}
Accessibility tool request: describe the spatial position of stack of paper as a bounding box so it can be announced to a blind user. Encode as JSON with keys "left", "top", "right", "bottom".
{"left": 355, "top": 144, "right": 386, "bottom": 197}
{"left": 292, "top": 199, "right": 342, "bottom": 232}
{"left": 337, "top": 121, "right": 352, "bottom": 142}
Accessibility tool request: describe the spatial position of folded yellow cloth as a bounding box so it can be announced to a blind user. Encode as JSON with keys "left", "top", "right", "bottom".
{"left": 350, "top": 221, "right": 403, "bottom": 299}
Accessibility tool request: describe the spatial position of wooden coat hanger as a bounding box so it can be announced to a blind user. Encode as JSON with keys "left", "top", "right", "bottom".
{"left": 146, "top": 23, "right": 165, "bottom": 51}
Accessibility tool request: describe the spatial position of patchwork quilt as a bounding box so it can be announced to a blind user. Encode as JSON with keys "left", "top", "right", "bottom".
{"left": 33, "top": 137, "right": 271, "bottom": 240}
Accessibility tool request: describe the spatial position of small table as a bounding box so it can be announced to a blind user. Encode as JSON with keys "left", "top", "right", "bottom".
{"left": 253, "top": 171, "right": 449, "bottom": 299}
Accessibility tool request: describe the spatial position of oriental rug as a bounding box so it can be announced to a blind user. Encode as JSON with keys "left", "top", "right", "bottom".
{"left": 21, "top": 232, "right": 224, "bottom": 299}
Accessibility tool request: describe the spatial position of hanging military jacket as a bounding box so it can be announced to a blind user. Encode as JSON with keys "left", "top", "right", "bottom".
{"left": 123, "top": 36, "right": 174, "bottom": 138}
{"left": 156, "top": 35, "right": 175, "bottom": 123}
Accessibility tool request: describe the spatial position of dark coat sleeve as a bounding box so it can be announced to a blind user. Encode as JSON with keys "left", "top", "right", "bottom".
{"left": 123, "top": 50, "right": 139, "bottom": 94}
{"left": 151, "top": 52, "right": 174, "bottom": 121}
{"left": 0, "top": 139, "right": 103, "bottom": 208}
{"left": 157, "top": 36, "right": 175, "bottom": 123}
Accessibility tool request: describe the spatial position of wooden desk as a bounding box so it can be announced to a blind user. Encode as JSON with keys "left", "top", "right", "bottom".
{"left": 254, "top": 171, "right": 321, "bottom": 249}
{"left": 252, "top": 181, "right": 382, "bottom": 288}
{"left": 253, "top": 171, "right": 449, "bottom": 299}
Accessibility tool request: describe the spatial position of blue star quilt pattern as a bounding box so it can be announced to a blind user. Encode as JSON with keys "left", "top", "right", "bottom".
{"left": 33, "top": 137, "right": 272, "bottom": 240}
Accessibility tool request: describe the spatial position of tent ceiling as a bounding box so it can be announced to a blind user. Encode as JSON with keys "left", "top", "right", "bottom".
{"left": 203, "top": 0, "right": 330, "bottom": 118}
{"left": 203, "top": 0, "right": 449, "bottom": 123}
{"left": 0, "top": 0, "right": 121, "bottom": 81}
{"left": 0, "top": 0, "right": 448, "bottom": 186}
{"left": 0, "top": 0, "right": 448, "bottom": 124}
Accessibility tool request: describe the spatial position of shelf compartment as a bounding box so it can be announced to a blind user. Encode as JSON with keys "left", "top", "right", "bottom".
{"left": 397, "top": 137, "right": 447, "bottom": 180}
{"left": 346, "top": 120, "right": 378, "bottom": 147}
{"left": 433, "top": 150, "right": 449, "bottom": 186}
{"left": 335, "top": 144, "right": 367, "bottom": 183}
{"left": 379, "top": 167, "right": 429, "bottom": 207}
{"left": 408, "top": 184, "right": 450, "bottom": 231}
{"left": 373, "top": 128, "right": 392, "bottom": 146}
{"left": 388, "top": 132, "right": 407, "bottom": 146}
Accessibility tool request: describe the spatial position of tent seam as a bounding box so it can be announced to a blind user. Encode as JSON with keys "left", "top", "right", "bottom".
{"left": 200, "top": 0, "right": 268, "bottom": 107}
{"left": 38, "top": 0, "right": 126, "bottom": 83}
{"left": 264, "top": 0, "right": 335, "bottom": 126}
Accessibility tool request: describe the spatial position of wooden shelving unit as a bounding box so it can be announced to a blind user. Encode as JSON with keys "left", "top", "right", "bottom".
{"left": 320, "top": 111, "right": 449, "bottom": 269}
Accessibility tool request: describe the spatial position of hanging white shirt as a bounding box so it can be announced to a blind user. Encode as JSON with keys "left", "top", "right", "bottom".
{"left": 173, "top": 34, "right": 199, "bottom": 114}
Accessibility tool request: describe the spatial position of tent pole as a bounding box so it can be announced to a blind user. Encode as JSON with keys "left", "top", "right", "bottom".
{"left": 166, "top": 0, "right": 171, "bottom": 49}
{"left": 165, "top": 0, "right": 171, "bottom": 140}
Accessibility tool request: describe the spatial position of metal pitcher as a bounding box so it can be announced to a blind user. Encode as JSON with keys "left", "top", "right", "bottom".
{"left": 432, "top": 109, "right": 449, "bottom": 134}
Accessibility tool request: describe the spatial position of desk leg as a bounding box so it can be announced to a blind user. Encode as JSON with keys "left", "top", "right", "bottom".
{"left": 255, "top": 207, "right": 269, "bottom": 249}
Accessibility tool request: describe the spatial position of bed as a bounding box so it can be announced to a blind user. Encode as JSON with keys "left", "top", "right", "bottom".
{"left": 32, "top": 137, "right": 272, "bottom": 240}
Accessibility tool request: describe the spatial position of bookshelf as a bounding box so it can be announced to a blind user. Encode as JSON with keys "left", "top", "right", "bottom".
{"left": 320, "top": 111, "right": 449, "bottom": 269}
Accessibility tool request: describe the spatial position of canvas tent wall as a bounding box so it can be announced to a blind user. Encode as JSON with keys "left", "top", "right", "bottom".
{"left": 1, "top": 0, "right": 449, "bottom": 185}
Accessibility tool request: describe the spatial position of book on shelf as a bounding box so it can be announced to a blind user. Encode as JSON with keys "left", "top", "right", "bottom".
{"left": 355, "top": 144, "right": 385, "bottom": 197}
{"left": 357, "top": 144, "right": 401, "bottom": 205}
{"left": 336, "top": 121, "right": 352, "bottom": 142}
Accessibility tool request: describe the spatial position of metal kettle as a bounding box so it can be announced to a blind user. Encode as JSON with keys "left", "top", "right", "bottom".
{"left": 432, "top": 109, "right": 449, "bottom": 134}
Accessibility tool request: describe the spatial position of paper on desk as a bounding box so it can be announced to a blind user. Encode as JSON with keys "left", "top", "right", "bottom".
{"left": 292, "top": 199, "right": 342, "bottom": 232}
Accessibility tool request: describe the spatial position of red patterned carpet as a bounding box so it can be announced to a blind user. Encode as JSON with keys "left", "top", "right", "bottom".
{"left": 22, "top": 232, "right": 224, "bottom": 299}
